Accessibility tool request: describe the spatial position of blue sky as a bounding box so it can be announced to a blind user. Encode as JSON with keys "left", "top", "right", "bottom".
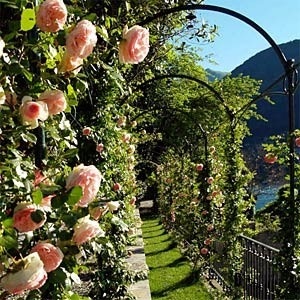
{"left": 192, "top": 0, "right": 300, "bottom": 72}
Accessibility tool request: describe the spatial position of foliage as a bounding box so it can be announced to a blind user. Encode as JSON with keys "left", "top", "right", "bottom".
{"left": 145, "top": 70, "right": 262, "bottom": 297}
{"left": 261, "top": 132, "right": 300, "bottom": 298}
{"left": 0, "top": 0, "right": 203, "bottom": 298}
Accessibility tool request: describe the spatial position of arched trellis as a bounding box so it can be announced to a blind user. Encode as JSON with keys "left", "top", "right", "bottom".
{"left": 138, "top": 4, "right": 299, "bottom": 298}
{"left": 132, "top": 72, "right": 267, "bottom": 296}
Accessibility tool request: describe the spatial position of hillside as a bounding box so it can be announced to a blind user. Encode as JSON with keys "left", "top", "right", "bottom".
{"left": 231, "top": 39, "right": 300, "bottom": 144}
{"left": 206, "top": 68, "right": 228, "bottom": 81}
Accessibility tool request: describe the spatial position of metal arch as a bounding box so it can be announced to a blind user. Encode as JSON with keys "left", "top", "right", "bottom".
{"left": 138, "top": 4, "right": 299, "bottom": 296}
{"left": 138, "top": 4, "right": 288, "bottom": 70}
{"left": 138, "top": 73, "right": 233, "bottom": 118}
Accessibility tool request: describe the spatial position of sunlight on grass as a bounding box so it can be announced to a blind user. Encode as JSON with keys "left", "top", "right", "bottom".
{"left": 142, "top": 217, "right": 213, "bottom": 300}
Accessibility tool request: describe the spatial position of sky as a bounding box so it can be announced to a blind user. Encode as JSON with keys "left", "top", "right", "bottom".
{"left": 189, "top": 0, "right": 300, "bottom": 72}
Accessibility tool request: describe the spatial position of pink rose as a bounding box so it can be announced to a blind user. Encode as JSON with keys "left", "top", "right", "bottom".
{"left": 117, "top": 116, "right": 127, "bottom": 127}
{"left": 0, "top": 252, "right": 47, "bottom": 295}
{"left": 129, "top": 196, "right": 136, "bottom": 206}
{"left": 34, "top": 169, "right": 47, "bottom": 186}
{"left": 121, "top": 133, "right": 131, "bottom": 143}
{"left": 36, "top": 0, "right": 67, "bottom": 33}
{"left": 13, "top": 203, "right": 46, "bottom": 232}
{"left": 59, "top": 51, "right": 83, "bottom": 74}
{"left": 96, "top": 143, "right": 104, "bottom": 153}
{"left": 38, "top": 90, "right": 67, "bottom": 115}
{"left": 40, "top": 195, "right": 55, "bottom": 211}
{"left": 82, "top": 126, "right": 92, "bottom": 136}
{"left": 119, "top": 25, "right": 149, "bottom": 64}
{"left": 65, "top": 164, "right": 102, "bottom": 207}
{"left": 72, "top": 216, "right": 104, "bottom": 245}
{"left": 207, "top": 177, "right": 214, "bottom": 184}
{"left": 107, "top": 201, "right": 120, "bottom": 212}
{"left": 196, "top": 163, "right": 204, "bottom": 171}
{"left": 66, "top": 20, "right": 97, "bottom": 59}
{"left": 128, "top": 144, "right": 135, "bottom": 154}
{"left": 0, "top": 37, "right": 5, "bottom": 58}
{"left": 31, "top": 242, "right": 64, "bottom": 272}
{"left": 264, "top": 153, "right": 277, "bottom": 164}
{"left": 19, "top": 96, "right": 49, "bottom": 129}
{"left": 209, "top": 146, "right": 216, "bottom": 153}
{"left": 90, "top": 207, "right": 107, "bottom": 220}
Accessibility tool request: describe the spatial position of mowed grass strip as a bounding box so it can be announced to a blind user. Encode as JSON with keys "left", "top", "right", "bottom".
{"left": 142, "top": 216, "right": 213, "bottom": 300}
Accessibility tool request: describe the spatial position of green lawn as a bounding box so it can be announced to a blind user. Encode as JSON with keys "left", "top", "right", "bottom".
{"left": 141, "top": 216, "right": 214, "bottom": 300}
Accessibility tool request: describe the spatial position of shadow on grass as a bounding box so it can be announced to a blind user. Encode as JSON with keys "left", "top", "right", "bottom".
{"left": 145, "top": 241, "right": 177, "bottom": 256}
{"left": 151, "top": 272, "right": 200, "bottom": 298}
{"left": 148, "top": 256, "right": 186, "bottom": 270}
{"left": 143, "top": 231, "right": 165, "bottom": 239}
{"left": 143, "top": 236, "right": 171, "bottom": 245}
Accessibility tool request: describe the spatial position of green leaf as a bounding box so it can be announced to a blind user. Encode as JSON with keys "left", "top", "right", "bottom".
{"left": 0, "top": 235, "right": 18, "bottom": 249}
{"left": 20, "top": 8, "right": 36, "bottom": 31}
{"left": 32, "top": 188, "right": 43, "bottom": 205}
{"left": 61, "top": 148, "right": 78, "bottom": 159}
{"left": 21, "top": 132, "right": 37, "bottom": 143}
{"left": 49, "top": 268, "right": 67, "bottom": 284}
{"left": 67, "top": 186, "right": 83, "bottom": 206}
{"left": 40, "top": 183, "right": 62, "bottom": 195}
{"left": 2, "top": 218, "right": 13, "bottom": 228}
{"left": 98, "top": 25, "right": 109, "bottom": 42}
{"left": 58, "top": 230, "right": 73, "bottom": 241}
{"left": 51, "top": 194, "right": 66, "bottom": 209}
{"left": 21, "top": 66, "right": 33, "bottom": 82}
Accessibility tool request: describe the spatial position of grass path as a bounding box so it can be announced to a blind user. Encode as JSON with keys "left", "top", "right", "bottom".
{"left": 141, "top": 216, "right": 214, "bottom": 300}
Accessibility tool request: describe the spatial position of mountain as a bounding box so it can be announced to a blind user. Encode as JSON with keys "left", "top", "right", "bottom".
{"left": 231, "top": 39, "right": 300, "bottom": 144}
{"left": 206, "top": 68, "right": 228, "bottom": 81}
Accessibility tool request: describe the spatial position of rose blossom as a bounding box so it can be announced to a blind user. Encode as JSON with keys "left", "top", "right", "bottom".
{"left": 107, "top": 201, "right": 120, "bottom": 212}
{"left": 264, "top": 153, "right": 277, "bottom": 164}
{"left": 196, "top": 163, "right": 204, "bottom": 171}
{"left": 96, "top": 143, "right": 104, "bottom": 153}
{"left": 82, "top": 126, "right": 92, "bottom": 136}
{"left": 40, "top": 195, "right": 55, "bottom": 211}
{"left": 0, "top": 37, "right": 5, "bottom": 57}
{"left": 121, "top": 133, "right": 131, "bottom": 143}
{"left": 65, "top": 164, "right": 102, "bottom": 207}
{"left": 129, "top": 196, "right": 136, "bottom": 206}
{"left": 13, "top": 202, "right": 46, "bottom": 232}
{"left": 66, "top": 20, "right": 97, "bottom": 59}
{"left": 72, "top": 215, "right": 105, "bottom": 245}
{"left": 0, "top": 85, "right": 5, "bottom": 105}
{"left": 34, "top": 169, "right": 47, "bottom": 186}
{"left": 207, "top": 177, "right": 214, "bottom": 184}
{"left": 59, "top": 51, "right": 83, "bottom": 74}
{"left": 128, "top": 144, "right": 135, "bottom": 154}
{"left": 119, "top": 25, "right": 149, "bottom": 64}
{"left": 38, "top": 90, "right": 67, "bottom": 115}
{"left": 90, "top": 206, "right": 107, "bottom": 220}
{"left": 31, "top": 242, "right": 64, "bottom": 272}
{"left": 117, "top": 116, "right": 126, "bottom": 127}
{"left": 113, "top": 182, "right": 121, "bottom": 191}
{"left": 19, "top": 96, "right": 49, "bottom": 129}
{"left": 36, "top": 0, "right": 67, "bottom": 33}
{"left": 0, "top": 252, "right": 47, "bottom": 295}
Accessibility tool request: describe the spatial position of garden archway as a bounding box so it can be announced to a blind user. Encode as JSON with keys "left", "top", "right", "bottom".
{"left": 137, "top": 4, "right": 299, "bottom": 298}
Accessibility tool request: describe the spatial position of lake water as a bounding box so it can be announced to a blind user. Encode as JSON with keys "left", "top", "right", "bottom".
{"left": 254, "top": 186, "right": 279, "bottom": 210}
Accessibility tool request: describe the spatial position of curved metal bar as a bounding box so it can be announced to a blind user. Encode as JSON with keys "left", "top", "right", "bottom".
{"left": 138, "top": 4, "right": 298, "bottom": 295}
{"left": 138, "top": 73, "right": 233, "bottom": 118}
{"left": 138, "top": 4, "right": 288, "bottom": 70}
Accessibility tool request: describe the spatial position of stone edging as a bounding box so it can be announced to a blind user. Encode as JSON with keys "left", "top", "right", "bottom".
{"left": 126, "top": 209, "right": 152, "bottom": 300}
